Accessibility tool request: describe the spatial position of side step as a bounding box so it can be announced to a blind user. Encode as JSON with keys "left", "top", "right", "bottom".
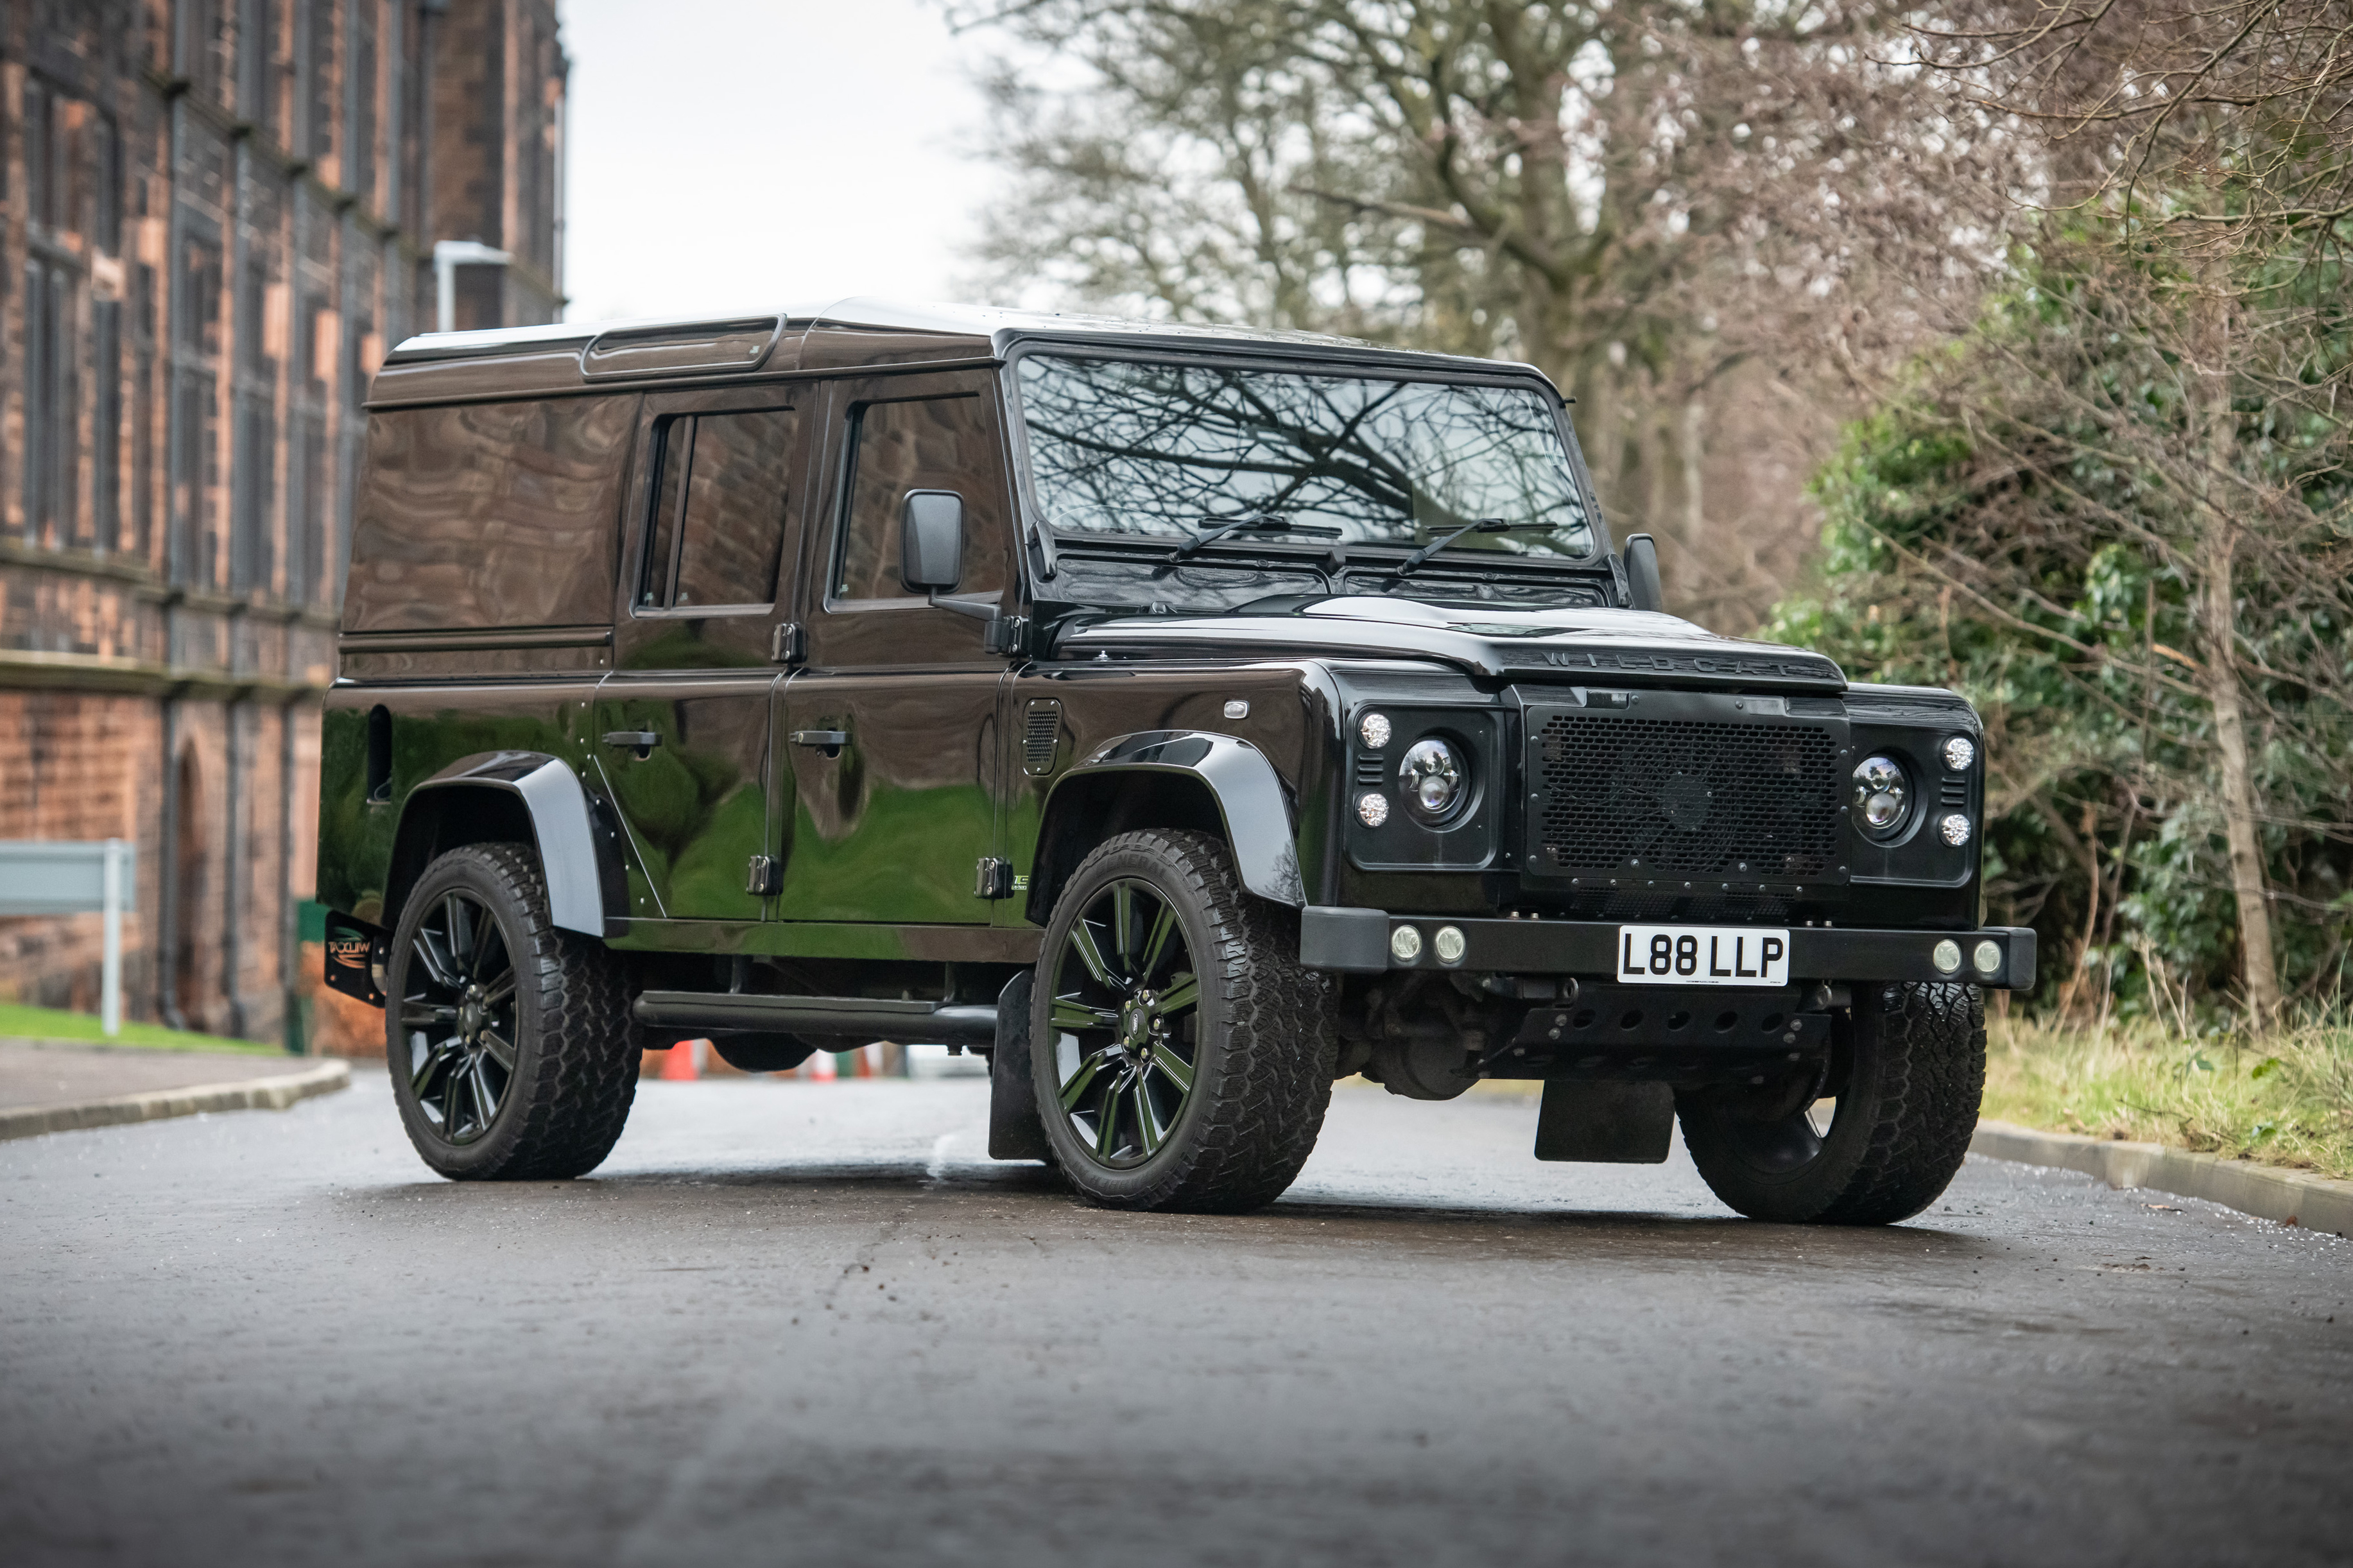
{"left": 632, "top": 990, "right": 1000, "bottom": 1044}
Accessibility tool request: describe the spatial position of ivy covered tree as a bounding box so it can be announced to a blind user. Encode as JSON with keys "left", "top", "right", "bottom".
{"left": 1773, "top": 227, "right": 2352, "bottom": 1018}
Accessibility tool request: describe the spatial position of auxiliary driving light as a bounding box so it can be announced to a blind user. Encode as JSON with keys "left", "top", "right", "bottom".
{"left": 1390, "top": 925, "right": 1424, "bottom": 963}
{"left": 1943, "top": 734, "right": 1976, "bottom": 772}
{"left": 1356, "top": 791, "right": 1390, "bottom": 828}
{"left": 1359, "top": 711, "right": 1393, "bottom": 749}
{"left": 1939, "top": 813, "right": 1972, "bottom": 847}
{"left": 1933, "top": 939, "right": 1963, "bottom": 975}
{"left": 1433, "top": 926, "right": 1467, "bottom": 965}
{"left": 1973, "top": 940, "right": 2003, "bottom": 977}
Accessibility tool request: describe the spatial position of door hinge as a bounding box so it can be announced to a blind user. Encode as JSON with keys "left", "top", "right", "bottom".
{"left": 983, "top": 616, "right": 1030, "bottom": 658}
{"left": 974, "top": 856, "right": 1013, "bottom": 900}
{"left": 746, "top": 854, "right": 780, "bottom": 896}
{"left": 771, "top": 621, "right": 804, "bottom": 664}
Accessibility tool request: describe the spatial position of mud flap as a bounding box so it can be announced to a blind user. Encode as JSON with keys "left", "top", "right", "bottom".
{"left": 323, "top": 910, "right": 386, "bottom": 1008}
{"left": 988, "top": 970, "right": 1053, "bottom": 1161}
{"left": 1534, "top": 1081, "right": 1675, "bottom": 1164}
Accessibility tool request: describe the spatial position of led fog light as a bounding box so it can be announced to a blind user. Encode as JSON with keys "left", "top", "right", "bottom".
{"left": 1390, "top": 926, "right": 1424, "bottom": 963}
{"left": 1973, "top": 940, "right": 2003, "bottom": 976}
{"left": 1933, "top": 939, "right": 1963, "bottom": 975}
{"left": 1433, "top": 926, "right": 1467, "bottom": 965}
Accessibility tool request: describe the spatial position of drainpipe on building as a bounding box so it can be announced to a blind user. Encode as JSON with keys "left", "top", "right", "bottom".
{"left": 279, "top": 693, "right": 304, "bottom": 1054}
{"left": 157, "top": 682, "right": 189, "bottom": 1032}
{"left": 223, "top": 685, "right": 248, "bottom": 1040}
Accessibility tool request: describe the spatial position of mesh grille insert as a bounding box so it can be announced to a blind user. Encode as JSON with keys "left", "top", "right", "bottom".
{"left": 1022, "top": 701, "right": 1062, "bottom": 775}
{"left": 1536, "top": 713, "right": 1842, "bottom": 879}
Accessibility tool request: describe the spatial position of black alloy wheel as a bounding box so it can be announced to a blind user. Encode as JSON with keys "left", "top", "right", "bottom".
{"left": 1676, "top": 980, "right": 1986, "bottom": 1225}
{"left": 398, "top": 889, "right": 518, "bottom": 1146}
{"left": 1029, "top": 829, "right": 1336, "bottom": 1213}
{"left": 386, "top": 843, "right": 638, "bottom": 1181}
{"left": 1048, "top": 877, "right": 1203, "bottom": 1167}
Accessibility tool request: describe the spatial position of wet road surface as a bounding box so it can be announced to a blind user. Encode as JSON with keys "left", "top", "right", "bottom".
{"left": 3, "top": 1074, "right": 2349, "bottom": 1567}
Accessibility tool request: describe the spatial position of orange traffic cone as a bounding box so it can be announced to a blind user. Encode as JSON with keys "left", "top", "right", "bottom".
{"left": 660, "top": 1038, "right": 706, "bottom": 1081}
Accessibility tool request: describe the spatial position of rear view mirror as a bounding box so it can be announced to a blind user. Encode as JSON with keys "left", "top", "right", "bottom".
{"left": 901, "top": 490, "right": 965, "bottom": 591}
{"left": 1622, "top": 533, "right": 1663, "bottom": 613}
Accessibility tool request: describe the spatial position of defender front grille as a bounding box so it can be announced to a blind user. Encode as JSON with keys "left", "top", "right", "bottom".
{"left": 1535, "top": 713, "right": 1843, "bottom": 880}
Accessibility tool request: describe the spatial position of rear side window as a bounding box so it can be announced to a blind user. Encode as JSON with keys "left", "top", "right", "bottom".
{"left": 638, "top": 407, "right": 795, "bottom": 610}
{"left": 345, "top": 396, "right": 634, "bottom": 632}
{"left": 834, "top": 393, "right": 1006, "bottom": 603}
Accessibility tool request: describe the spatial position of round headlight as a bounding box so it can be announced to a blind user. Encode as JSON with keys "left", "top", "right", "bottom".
{"left": 1942, "top": 734, "right": 1976, "bottom": 772}
{"left": 1358, "top": 711, "right": 1392, "bottom": 750}
{"left": 1939, "top": 813, "right": 1972, "bottom": 847}
{"left": 1852, "top": 755, "right": 1910, "bottom": 836}
{"left": 1398, "top": 737, "right": 1467, "bottom": 823}
{"left": 1356, "top": 791, "right": 1390, "bottom": 828}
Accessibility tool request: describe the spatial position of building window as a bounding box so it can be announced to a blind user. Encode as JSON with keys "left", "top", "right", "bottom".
{"left": 95, "top": 299, "right": 121, "bottom": 553}
{"left": 22, "top": 261, "right": 78, "bottom": 548}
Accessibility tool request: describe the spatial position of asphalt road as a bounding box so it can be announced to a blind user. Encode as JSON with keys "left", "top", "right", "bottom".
{"left": 4, "top": 1073, "right": 2349, "bottom": 1568}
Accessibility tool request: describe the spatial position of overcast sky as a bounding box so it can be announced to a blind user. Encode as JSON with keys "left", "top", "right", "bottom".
{"left": 559, "top": 0, "right": 1010, "bottom": 323}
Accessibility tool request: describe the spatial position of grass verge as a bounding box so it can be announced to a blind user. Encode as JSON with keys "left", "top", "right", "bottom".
{"left": 0, "top": 1002, "right": 278, "bottom": 1055}
{"left": 1983, "top": 1013, "right": 2353, "bottom": 1183}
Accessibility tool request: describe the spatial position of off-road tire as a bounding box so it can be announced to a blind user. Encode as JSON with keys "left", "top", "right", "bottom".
{"left": 1676, "top": 981, "right": 1985, "bottom": 1225}
{"left": 386, "top": 843, "right": 638, "bottom": 1180}
{"left": 1031, "top": 829, "right": 1335, "bottom": 1213}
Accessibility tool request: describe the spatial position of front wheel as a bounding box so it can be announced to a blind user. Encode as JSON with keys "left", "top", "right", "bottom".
{"left": 386, "top": 843, "right": 639, "bottom": 1180}
{"left": 1676, "top": 981, "right": 1985, "bottom": 1225}
{"left": 1030, "top": 829, "right": 1334, "bottom": 1213}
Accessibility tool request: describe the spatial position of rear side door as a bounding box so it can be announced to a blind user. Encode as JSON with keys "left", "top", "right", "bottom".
{"left": 771, "top": 371, "right": 1015, "bottom": 926}
{"left": 591, "top": 388, "right": 806, "bottom": 922}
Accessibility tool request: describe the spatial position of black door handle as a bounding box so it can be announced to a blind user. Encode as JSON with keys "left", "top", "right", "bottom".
{"left": 791, "top": 729, "right": 850, "bottom": 755}
{"left": 602, "top": 730, "right": 663, "bottom": 759}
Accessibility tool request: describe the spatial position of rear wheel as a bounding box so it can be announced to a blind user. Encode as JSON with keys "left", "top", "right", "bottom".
{"left": 386, "top": 843, "right": 637, "bottom": 1180}
{"left": 1030, "top": 829, "right": 1334, "bottom": 1213}
{"left": 1676, "top": 981, "right": 1985, "bottom": 1225}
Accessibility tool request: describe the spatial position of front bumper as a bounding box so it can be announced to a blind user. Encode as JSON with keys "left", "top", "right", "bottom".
{"left": 1299, "top": 907, "right": 2037, "bottom": 990}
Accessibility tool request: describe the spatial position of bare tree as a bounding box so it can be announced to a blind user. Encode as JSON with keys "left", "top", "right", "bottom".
{"left": 949, "top": 0, "right": 2029, "bottom": 628}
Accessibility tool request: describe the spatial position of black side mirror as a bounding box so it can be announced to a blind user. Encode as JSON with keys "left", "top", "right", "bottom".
{"left": 1622, "top": 533, "right": 1663, "bottom": 612}
{"left": 901, "top": 490, "right": 965, "bottom": 592}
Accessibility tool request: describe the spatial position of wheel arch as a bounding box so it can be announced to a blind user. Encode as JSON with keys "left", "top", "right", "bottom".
{"left": 386, "top": 752, "right": 623, "bottom": 938}
{"left": 1024, "top": 730, "right": 1305, "bottom": 924}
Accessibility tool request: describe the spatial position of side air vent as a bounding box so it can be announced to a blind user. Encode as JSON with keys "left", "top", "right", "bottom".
{"left": 1022, "top": 700, "right": 1064, "bottom": 776}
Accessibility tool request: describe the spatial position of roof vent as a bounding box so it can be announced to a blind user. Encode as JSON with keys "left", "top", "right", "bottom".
{"left": 580, "top": 316, "right": 784, "bottom": 381}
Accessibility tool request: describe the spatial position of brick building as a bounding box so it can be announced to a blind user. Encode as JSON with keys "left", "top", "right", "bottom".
{"left": 1, "top": 0, "right": 565, "bottom": 1042}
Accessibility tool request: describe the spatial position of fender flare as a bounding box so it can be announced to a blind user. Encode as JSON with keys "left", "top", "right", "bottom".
{"left": 393, "top": 752, "right": 621, "bottom": 937}
{"left": 1028, "top": 730, "right": 1306, "bottom": 921}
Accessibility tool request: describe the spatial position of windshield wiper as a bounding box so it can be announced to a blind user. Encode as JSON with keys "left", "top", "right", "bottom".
{"left": 1168, "top": 511, "right": 1343, "bottom": 562}
{"left": 1388, "top": 518, "right": 1555, "bottom": 578}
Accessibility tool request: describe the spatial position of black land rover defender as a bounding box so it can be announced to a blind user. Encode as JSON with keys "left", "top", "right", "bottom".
{"left": 318, "top": 300, "right": 2031, "bottom": 1221}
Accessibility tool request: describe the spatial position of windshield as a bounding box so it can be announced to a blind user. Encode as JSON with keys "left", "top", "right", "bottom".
{"left": 1013, "top": 354, "right": 1595, "bottom": 562}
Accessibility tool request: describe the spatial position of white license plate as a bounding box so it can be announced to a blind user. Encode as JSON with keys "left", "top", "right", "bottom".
{"left": 1616, "top": 926, "right": 1791, "bottom": 987}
